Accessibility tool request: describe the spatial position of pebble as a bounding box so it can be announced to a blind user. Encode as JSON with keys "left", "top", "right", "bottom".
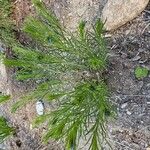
{"left": 146, "top": 83, "right": 150, "bottom": 88}
{"left": 121, "top": 52, "right": 127, "bottom": 59}
{"left": 147, "top": 101, "right": 150, "bottom": 104}
{"left": 30, "top": 124, "right": 33, "bottom": 130}
{"left": 138, "top": 48, "right": 145, "bottom": 52}
{"left": 104, "top": 34, "right": 112, "bottom": 38}
{"left": 68, "top": 13, "right": 72, "bottom": 17}
{"left": 132, "top": 55, "right": 141, "bottom": 61}
{"left": 139, "top": 59, "right": 147, "bottom": 64}
{"left": 126, "top": 110, "right": 132, "bottom": 115}
{"left": 121, "top": 103, "right": 128, "bottom": 109}
{"left": 138, "top": 81, "right": 144, "bottom": 89}
{"left": 132, "top": 143, "right": 140, "bottom": 149}
{"left": 36, "top": 101, "right": 44, "bottom": 115}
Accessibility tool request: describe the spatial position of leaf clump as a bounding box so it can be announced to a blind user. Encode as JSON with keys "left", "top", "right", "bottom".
{"left": 3, "top": 0, "right": 116, "bottom": 149}
{"left": 135, "top": 66, "right": 149, "bottom": 79}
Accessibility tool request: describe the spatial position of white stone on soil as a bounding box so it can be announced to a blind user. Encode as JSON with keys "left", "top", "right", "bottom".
{"left": 126, "top": 110, "right": 132, "bottom": 115}
{"left": 121, "top": 103, "right": 128, "bottom": 109}
{"left": 36, "top": 101, "right": 44, "bottom": 115}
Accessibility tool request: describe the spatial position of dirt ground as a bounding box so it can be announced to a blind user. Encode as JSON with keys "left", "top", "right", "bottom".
{"left": 108, "top": 7, "right": 150, "bottom": 149}
{"left": 0, "top": 0, "right": 150, "bottom": 150}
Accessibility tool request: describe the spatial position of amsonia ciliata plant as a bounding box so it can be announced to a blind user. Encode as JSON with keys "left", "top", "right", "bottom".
{"left": 3, "top": 0, "right": 115, "bottom": 149}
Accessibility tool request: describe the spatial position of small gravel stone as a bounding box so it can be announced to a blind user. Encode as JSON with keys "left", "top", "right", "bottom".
{"left": 138, "top": 48, "right": 145, "bottom": 52}
{"left": 121, "top": 52, "right": 128, "bottom": 59}
{"left": 126, "top": 110, "right": 132, "bottom": 115}
{"left": 138, "top": 81, "right": 144, "bottom": 88}
{"left": 121, "top": 103, "right": 128, "bottom": 109}
{"left": 132, "top": 55, "right": 141, "bottom": 61}
{"left": 139, "top": 59, "right": 148, "bottom": 64}
{"left": 36, "top": 101, "right": 44, "bottom": 115}
{"left": 146, "top": 83, "right": 150, "bottom": 88}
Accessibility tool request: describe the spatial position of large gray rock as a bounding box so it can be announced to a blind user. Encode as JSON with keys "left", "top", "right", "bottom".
{"left": 50, "top": 0, "right": 107, "bottom": 31}
{"left": 101, "top": 0, "right": 149, "bottom": 31}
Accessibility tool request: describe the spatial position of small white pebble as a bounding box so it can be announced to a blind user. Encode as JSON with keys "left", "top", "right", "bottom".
{"left": 68, "top": 13, "right": 72, "bottom": 17}
{"left": 30, "top": 124, "right": 33, "bottom": 130}
{"left": 104, "top": 34, "right": 112, "bottom": 38}
{"left": 121, "top": 103, "right": 127, "bottom": 109}
{"left": 126, "top": 110, "right": 132, "bottom": 115}
{"left": 36, "top": 101, "right": 44, "bottom": 115}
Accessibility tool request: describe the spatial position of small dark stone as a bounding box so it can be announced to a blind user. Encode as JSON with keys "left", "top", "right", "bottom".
{"left": 16, "top": 139, "right": 22, "bottom": 147}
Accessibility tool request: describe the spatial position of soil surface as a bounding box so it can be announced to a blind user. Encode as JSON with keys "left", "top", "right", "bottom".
{"left": 107, "top": 6, "right": 150, "bottom": 149}
{"left": 0, "top": 0, "right": 150, "bottom": 150}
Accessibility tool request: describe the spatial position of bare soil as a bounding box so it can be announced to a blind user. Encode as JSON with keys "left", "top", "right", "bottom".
{"left": 107, "top": 4, "right": 150, "bottom": 149}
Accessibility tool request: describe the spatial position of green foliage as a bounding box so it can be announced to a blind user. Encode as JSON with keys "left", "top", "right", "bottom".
{"left": 0, "top": 94, "right": 10, "bottom": 104}
{"left": 0, "top": 116, "right": 15, "bottom": 143}
{"left": 4, "top": 0, "right": 115, "bottom": 149}
{"left": 135, "top": 66, "right": 149, "bottom": 79}
{"left": 41, "top": 81, "right": 114, "bottom": 150}
{"left": 0, "top": 0, "right": 16, "bottom": 46}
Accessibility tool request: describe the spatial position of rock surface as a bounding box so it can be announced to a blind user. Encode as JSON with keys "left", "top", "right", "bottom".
{"left": 47, "top": 0, "right": 107, "bottom": 32}
{"left": 101, "top": 0, "right": 149, "bottom": 30}
{"left": 0, "top": 51, "right": 10, "bottom": 95}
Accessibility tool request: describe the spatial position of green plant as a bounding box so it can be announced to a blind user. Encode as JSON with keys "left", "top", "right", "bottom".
{"left": 3, "top": 0, "right": 115, "bottom": 149}
{"left": 0, "top": 116, "right": 15, "bottom": 143}
{"left": 0, "top": 94, "right": 10, "bottom": 104}
{"left": 0, "top": 0, "right": 16, "bottom": 46}
{"left": 135, "top": 66, "right": 149, "bottom": 79}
